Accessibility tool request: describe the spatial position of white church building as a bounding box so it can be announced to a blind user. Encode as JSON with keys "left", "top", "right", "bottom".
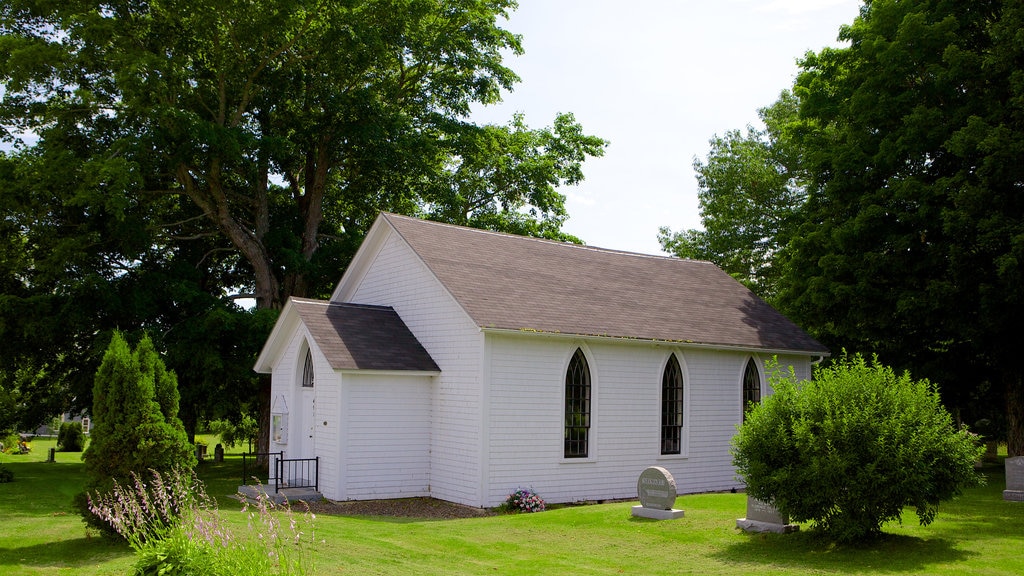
{"left": 254, "top": 212, "right": 827, "bottom": 508}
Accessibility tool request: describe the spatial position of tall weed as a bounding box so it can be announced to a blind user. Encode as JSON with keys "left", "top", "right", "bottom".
{"left": 88, "top": 469, "right": 316, "bottom": 576}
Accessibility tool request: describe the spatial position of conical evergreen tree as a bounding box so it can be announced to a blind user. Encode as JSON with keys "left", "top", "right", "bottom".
{"left": 79, "top": 332, "right": 196, "bottom": 530}
{"left": 133, "top": 334, "right": 193, "bottom": 472}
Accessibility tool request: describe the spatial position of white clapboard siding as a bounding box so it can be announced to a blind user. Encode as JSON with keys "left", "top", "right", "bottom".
{"left": 340, "top": 373, "right": 432, "bottom": 499}
{"left": 344, "top": 230, "right": 485, "bottom": 506}
{"left": 483, "top": 333, "right": 814, "bottom": 507}
{"left": 309, "top": 340, "right": 340, "bottom": 499}
{"left": 264, "top": 215, "right": 824, "bottom": 508}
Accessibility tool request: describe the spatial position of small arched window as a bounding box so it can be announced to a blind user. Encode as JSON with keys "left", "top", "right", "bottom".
{"left": 742, "top": 358, "right": 761, "bottom": 421}
{"left": 564, "top": 348, "right": 591, "bottom": 458}
{"left": 301, "top": 348, "right": 315, "bottom": 388}
{"left": 661, "top": 354, "right": 684, "bottom": 455}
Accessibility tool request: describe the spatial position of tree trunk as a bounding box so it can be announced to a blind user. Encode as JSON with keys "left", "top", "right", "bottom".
{"left": 1007, "top": 374, "right": 1024, "bottom": 457}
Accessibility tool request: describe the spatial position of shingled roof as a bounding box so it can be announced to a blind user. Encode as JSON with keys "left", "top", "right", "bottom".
{"left": 289, "top": 298, "right": 439, "bottom": 372}
{"left": 379, "top": 213, "right": 827, "bottom": 355}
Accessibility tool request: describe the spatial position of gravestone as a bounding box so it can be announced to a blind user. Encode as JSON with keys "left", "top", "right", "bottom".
{"left": 214, "top": 443, "right": 225, "bottom": 463}
{"left": 1004, "top": 456, "right": 1024, "bottom": 502}
{"left": 631, "top": 466, "right": 685, "bottom": 520}
{"left": 736, "top": 496, "right": 799, "bottom": 533}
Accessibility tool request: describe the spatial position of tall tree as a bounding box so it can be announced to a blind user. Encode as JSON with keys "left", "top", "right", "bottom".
{"left": 1, "top": 1, "right": 604, "bottom": 443}
{"left": 659, "top": 92, "right": 809, "bottom": 303}
{"left": 780, "top": 0, "right": 1024, "bottom": 453}
{"left": 0, "top": 0, "right": 604, "bottom": 309}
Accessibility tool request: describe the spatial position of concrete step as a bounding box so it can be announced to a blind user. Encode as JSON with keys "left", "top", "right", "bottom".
{"left": 235, "top": 484, "right": 323, "bottom": 505}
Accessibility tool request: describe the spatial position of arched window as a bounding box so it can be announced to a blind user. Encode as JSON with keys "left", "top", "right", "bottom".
{"left": 564, "top": 348, "right": 591, "bottom": 458}
{"left": 661, "top": 354, "right": 684, "bottom": 455}
{"left": 742, "top": 357, "right": 761, "bottom": 421}
{"left": 301, "top": 348, "right": 315, "bottom": 388}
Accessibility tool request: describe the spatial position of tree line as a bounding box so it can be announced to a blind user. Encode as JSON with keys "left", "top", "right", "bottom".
{"left": 661, "top": 0, "right": 1024, "bottom": 455}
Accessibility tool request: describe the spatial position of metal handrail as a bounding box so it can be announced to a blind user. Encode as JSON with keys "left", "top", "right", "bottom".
{"left": 242, "top": 451, "right": 283, "bottom": 486}
{"left": 276, "top": 456, "right": 319, "bottom": 492}
{"left": 242, "top": 452, "right": 319, "bottom": 493}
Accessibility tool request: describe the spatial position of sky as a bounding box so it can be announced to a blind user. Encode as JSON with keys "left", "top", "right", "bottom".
{"left": 470, "top": 0, "right": 864, "bottom": 255}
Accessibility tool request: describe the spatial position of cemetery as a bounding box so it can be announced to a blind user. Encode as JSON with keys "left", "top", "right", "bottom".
{"left": 1, "top": 436, "right": 1022, "bottom": 575}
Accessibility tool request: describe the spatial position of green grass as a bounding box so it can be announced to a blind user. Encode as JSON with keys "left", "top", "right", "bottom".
{"left": 2, "top": 439, "right": 1023, "bottom": 575}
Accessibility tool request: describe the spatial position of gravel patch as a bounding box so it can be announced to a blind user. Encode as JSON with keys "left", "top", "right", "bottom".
{"left": 303, "top": 497, "right": 495, "bottom": 520}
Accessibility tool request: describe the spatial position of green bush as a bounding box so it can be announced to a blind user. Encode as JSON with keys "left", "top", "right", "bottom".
{"left": 79, "top": 332, "right": 196, "bottom": 533}
{"left": 1, "top": 432, "right": 18, "bottom": 454}
{"left": 0, "top": 463, "right": 12, "bottom": 483}
{"left": 57, "top": 421, "right": 85, "bottom": 452}
{"left": 732, "top": 354, "right": 984, "bottom": 542}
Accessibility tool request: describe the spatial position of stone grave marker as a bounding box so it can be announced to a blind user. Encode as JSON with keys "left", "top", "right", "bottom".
{"left": 1005, "top": 456, "right": 1024, "bottom": 502}
{"left": 736, "top": 496, "right": 798, "bottom": 533}
{"left": 631, "top": 466, "right": 685, "bottom": 520}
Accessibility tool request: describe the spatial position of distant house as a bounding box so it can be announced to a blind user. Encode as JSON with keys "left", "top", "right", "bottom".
{"left": 31, "top": 413, "right": 91, "bottom": 437}
{"left": 254, "top": 213, "right": 827, "bottom": 507}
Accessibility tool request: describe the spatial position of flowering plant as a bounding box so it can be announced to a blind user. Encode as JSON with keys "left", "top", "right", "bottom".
{"left": 502, "top": 487, "right": 546, "bottom": 513}
{"left": 87, "top": 469, "right": 317, "bottom": 575}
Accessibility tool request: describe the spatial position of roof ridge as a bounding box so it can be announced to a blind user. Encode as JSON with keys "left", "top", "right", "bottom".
{"left": 380, "top": 212, "right": 716, "bottom": 266}
{"left": 291, "top": 297, "right": 394, "bottom": 312}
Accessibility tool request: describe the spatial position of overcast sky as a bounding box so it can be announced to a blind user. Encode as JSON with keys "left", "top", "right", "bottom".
{"left": 471, "top": 0, "right": 863, "bottom": 255}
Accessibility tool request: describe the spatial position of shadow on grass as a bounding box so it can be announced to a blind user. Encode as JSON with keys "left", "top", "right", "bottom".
{"left": 712, "top": 530, "right": 974, "bottom": 574}
{"left": 0, "top": 535, "right": 131, "bottom": 570}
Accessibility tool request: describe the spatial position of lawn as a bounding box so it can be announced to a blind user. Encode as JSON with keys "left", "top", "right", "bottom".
{"left": 2, "top": 437, "right": 1022, "bottom": 575}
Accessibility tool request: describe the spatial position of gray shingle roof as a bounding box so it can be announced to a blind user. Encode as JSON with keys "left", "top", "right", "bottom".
{"left": 383, "top": 213, "right": 828, "bottom": 354}
{"left": 291, "top": 298, "right": 439, "bottom": 372}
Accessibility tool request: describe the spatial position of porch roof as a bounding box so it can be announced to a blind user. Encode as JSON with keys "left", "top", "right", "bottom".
{"left": 290, "top": 297, "right": 440, "bottom": 372}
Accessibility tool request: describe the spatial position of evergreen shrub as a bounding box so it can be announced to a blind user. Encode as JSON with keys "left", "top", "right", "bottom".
{"left": 78, "top": 332, "right": 196, "bottom": 533}
{"left": 732, "top": 354, "right": 984, "bottom": 542}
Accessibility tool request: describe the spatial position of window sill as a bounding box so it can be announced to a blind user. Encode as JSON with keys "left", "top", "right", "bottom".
{"left": 559, "top": 457, "right": 597, "bottom": 464}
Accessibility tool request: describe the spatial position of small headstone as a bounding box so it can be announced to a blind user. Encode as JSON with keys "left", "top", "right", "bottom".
{"left": 736, "top": 496, "right": 799, "bottom": 533}
{"left": 631, "top": 466, "right": 685, "bottom": 520}
{"left": 1004, "top": 456, "right": 1024, "bottom": 501}
{"left": 214, "top": 443, "right": 225, "bottom": 463}
{"left": 47, "top": 447, "right": 56, "bottom": 463}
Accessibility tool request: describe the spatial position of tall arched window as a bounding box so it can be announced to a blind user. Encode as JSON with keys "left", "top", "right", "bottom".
{"left": 564, "top": 348, "right": 591, "bottom": 458}
{"left": 742, "top": 357, "right": 760, "bottom": 421}
{"left": 301, "top": 348, "right": 315, "bottom": 388}
{"left": 661, "top": 354, "right": 684, "bottom": 455}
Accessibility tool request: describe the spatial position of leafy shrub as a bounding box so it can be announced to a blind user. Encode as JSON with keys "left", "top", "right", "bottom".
{"left": 57, "top": 421, "right": 85, "bottom": 452}
{"left": 501, "top": 488, "right": 546, "bottom": 513}
{"left": 0, "top": 463, "right": 12, "bottom": 483}
{"left": 88, "top": 469, "right": 316, "bottom": 576}
{"left": 1, "top": 432, "right": 18, "bottom": 453}
{"left": 732, "top": 354, "right": 984, "bottom": 542}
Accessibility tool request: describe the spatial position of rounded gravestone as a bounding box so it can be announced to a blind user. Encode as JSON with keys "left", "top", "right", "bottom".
{"left": 637, "top": 466, "right": 677, "bottom": 510}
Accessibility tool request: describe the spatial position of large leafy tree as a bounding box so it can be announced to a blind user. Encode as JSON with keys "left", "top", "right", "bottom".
{"left": 0, "top": 0, "right": 603, "bottom": 309}
{"left": 673, "top": 1, "right": 1022, "bottom": 452}
{"left": 1, "top": 1, "right": 604, "bottom": 440}
{"left": 658, "top": 92, "right": 809, "bottom": 303}
{"left": 779, "top": 0, "right": 1024, "bottom": 453}
{"left": 0, "top": 143, "right": 261, "bottom": 434}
